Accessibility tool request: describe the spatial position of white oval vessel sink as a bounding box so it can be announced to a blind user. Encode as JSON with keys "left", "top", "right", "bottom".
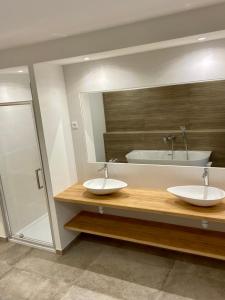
{"left": 83, "top": 178, "right": 127, "bottom": 195}
{"left": 167, "top": 185, "right": 225, "bottom": 207}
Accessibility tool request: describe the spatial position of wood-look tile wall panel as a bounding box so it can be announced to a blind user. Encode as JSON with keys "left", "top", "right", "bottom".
{"left": 102, "top": 80, "right": 225, "bottom": 166}
{"left": 103, "top": 80, "right": 225, "bottom": 131}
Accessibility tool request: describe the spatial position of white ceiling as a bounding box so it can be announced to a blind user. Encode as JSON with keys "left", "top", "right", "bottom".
{"left": 0, "top": 0, "right": 224, "bottom": 50}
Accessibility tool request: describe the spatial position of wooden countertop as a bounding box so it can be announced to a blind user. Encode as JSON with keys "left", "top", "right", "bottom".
{"left": 54, "top": 184, "right": 225, "bottom": 223}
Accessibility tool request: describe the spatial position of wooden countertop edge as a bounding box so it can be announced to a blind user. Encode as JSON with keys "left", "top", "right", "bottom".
{"left": 54, "top": 184, "right": 225, "bottom": 223}
{"left": 55, "top": 196, "right": 225, "bottom": 223}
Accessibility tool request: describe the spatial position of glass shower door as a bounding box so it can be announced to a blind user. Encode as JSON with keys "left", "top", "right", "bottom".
{"left": 0, "top": 103, "right": 53, "bottom": 247}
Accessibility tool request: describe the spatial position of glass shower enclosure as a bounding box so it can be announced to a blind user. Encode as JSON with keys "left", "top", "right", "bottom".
{"left": 0, "top": 67, "right": 54, "bottom": 249}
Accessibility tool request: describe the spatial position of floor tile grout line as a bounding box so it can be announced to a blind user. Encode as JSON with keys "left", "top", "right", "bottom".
{"left": 13, "top": 263, "right": 85, "bottom": 287}
{"left": 74, "top": 241, "right": 178, "bottom": 291}
{"left": 159, "top": 258, "right": 176, "bottom": 290}
{"left": 0, "top": 244, "right": 33, "bottom": 267}
{"left": 10, "top": 248, "right": 33, "bottom": 267}
{"left": 0, "top": 264, "right": 13, "bottom": 281}
{"left": 81, "top": 242, "right": 109, "bottom": 271}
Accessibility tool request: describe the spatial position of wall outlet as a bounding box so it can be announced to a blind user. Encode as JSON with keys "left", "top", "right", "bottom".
{"left": 71, "top": 121, "right": 79, "bottom": 130}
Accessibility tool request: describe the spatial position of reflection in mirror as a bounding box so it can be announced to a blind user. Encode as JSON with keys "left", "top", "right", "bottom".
{"left": 81, "top": 79, "right": 225, "bottom": 167}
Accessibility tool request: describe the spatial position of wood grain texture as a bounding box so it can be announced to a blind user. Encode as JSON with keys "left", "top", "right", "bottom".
{"left": 55, "top": 184, "right": 225, "bottom": 223}
{"left": 102, "top": 80, "right": 225, "bottom": 166}
{"left": 65, "top": 211, "right": 225, "bottom": 260}
{"left": 103, "top": 80, "right": 225, "bottom": 131}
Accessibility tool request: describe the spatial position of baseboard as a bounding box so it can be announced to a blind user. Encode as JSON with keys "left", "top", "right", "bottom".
{"left": 56, "top": 234, "right": 80, "bottom": 255}
{"left": 0, "top": 236, "right": 8, "bottom": 242}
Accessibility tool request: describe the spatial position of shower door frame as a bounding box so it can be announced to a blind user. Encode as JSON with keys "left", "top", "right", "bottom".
{"left": 0, "top": 100, "right": 56, "bottom": 251}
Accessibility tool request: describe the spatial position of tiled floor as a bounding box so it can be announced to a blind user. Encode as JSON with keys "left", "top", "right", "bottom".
{"left": 1, "top": 234, "right": 225, "bottom": 300}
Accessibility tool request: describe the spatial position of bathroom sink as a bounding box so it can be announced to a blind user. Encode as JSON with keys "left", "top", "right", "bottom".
{"left": 167, "top": 185, "right": 225, "bottom": 207}
{"left": 83, "top": 178, "right": 127, "bottom": 195}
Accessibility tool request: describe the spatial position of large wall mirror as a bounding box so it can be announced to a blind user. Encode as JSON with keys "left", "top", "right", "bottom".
{"left": 80, "top": 79, "right": 225, "bottom": 168}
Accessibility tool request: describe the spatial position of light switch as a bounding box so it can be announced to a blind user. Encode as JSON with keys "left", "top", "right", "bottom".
{"left": 71, "top": 121, "right": 79, "bottom": 130}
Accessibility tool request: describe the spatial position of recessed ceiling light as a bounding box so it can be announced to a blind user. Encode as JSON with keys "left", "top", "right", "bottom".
{"left": 84, "top": 57, "right": 90, "bottom": 61}
{"left": 198, "top": 37, "right": 206, "bottom": 41}
{"left": 18, "top": 70, "right": 24, "bottom": 73}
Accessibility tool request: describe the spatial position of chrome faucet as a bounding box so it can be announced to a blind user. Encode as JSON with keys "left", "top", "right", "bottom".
{"left": 180, "top": 126, "right": 189, "bottom": 160}
{"left": 202, "top": 167, "right": 209, "bottom": 186}
{"left": 163, "top": 135, "right": 176, "bottom": 159}
{"left": 98, "top": 163, "right": 108, "bottom": 179}
{"left": 98, "top": 158, "right": 118, "bottom": 179}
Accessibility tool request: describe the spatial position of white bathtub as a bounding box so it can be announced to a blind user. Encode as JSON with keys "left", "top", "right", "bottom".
{"left": 125, "top": 150, "right": 212, "bottom": 166}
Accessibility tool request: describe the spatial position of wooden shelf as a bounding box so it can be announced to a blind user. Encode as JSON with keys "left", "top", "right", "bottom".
{"left": 55, "top": 184, "right": 225, "bottom": 223}
{"left": 65, "top": 211, "right": 225, "bottom": 260}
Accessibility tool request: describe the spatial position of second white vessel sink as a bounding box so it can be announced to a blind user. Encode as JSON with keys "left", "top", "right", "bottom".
{"left": 83, "top": 178, "right": 127, "bottom": 195}
{"left": 167, "top": 185, "right": 225, "bottom": 207}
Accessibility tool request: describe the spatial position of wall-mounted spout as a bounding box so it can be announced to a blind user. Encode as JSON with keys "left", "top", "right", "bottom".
{"left": 202, "top": 167, "right": 209, "bottom": 186}
{"left": 163, "top": 135, "right": 176, "bottom": 159}
{"left": 98, "top": 163, "right": 108, "bottom": 179}
{"left": 180, "top": 126, "right": 189, "bottom": 160}
{"left": 98, "top": 158, "right": 118, "bottom": 179}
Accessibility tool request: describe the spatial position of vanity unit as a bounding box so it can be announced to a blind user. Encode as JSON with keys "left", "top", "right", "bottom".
{"left": 55, "top": 185, "right": 225, "bottom": 260}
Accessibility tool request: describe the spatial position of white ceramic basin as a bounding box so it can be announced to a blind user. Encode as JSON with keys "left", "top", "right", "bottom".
{"left": 83, "top": 178, "right": 127, "bottom": 195}
{"left": 126, "top": 150, "right": 212, "bottom": 166}
{"left": 167, "top": 185, "right": 225, "bottom": 207}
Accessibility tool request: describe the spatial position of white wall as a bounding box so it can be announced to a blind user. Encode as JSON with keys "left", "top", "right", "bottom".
{"left": 34, "top": 63, "right": 78, "bottom": 249}
{"left": 63, "top": 38, "right": 225, "bottom": 231}
{"left": 0, "top": 73, "right": 31, "bottom": 103}
{"left": 34, "top": 63, "right": 77, "bottom": 195}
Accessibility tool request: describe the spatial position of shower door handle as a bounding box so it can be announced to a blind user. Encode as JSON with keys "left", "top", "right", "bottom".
{"left": 35, "top": 168, "right": 44, "bottom": 189}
